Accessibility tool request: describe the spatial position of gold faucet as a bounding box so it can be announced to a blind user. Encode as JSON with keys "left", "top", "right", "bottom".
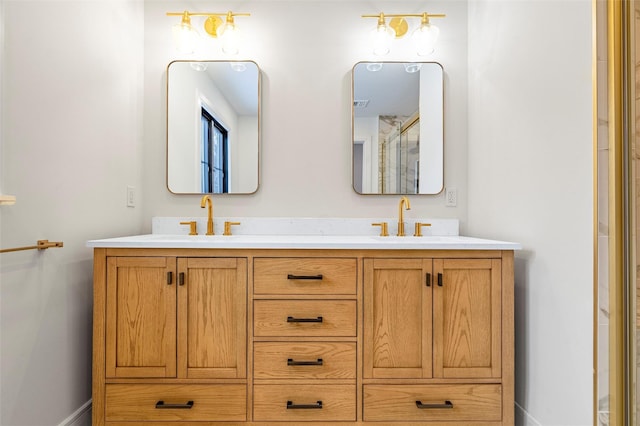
{"left": 200, "top": 195, "right": 214, "bottom": 235}
{"left": 397, "top": 196, "right": 411, "bottom": 236}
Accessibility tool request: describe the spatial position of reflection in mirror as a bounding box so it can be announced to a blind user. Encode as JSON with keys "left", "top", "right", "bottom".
{"left": 352, "top": 62, "right": 443, "bottom": 195}
{"left": 167, "top": 60, "right": 260, "bottom": 194}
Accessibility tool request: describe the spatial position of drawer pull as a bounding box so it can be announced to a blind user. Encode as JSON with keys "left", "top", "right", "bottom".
{"left": 415, "top": 400, "right": 453, "bottom": 409}
{"left": 287, "top": 274, "right": 324, "bottom": 280}
{"left": 287, "top": 316, "right": 323, "bottom": 323}
{"left": 287, "top": 358, "right": 324, "bottom": 366}
{"left": 286, "top": 400, "right": 323, "bottom": 410}
{"left": 155, "top": 400, "right": 194, "bottom": 409}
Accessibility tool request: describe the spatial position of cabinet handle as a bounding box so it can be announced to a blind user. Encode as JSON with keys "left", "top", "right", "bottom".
{"left": 286, "top": 400, "right": 323, "bottom": 409}
{"left": 167, "top": 272, "right": 173, "bottom": 285}
{"left": 437, "top": 273, "right": 443, "bottom": 287}
{"left": 178, "top": 272, "right": 185, "bottom": 286}
{"left": 426, "top": 273, "right": 431, "bottom": 287}
{"left": 287, "top": 358, "right": 323, "bottom": 366}
{"left": 155, "top": 400, "right": 194, "bottom": 409}
{"left": 287, "top": 274, "right": 323, "bottom": 280}
{"left": 415, "top": 400, "right": 453, "bottom": 409}
{"left": 287, "top": 316, "right": 323, "bottom": 323}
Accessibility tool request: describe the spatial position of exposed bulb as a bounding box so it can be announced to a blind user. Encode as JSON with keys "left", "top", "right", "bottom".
{"left": 220, "top": 22, "right": 240, "bottom": 55}
{"left": 230, "top": 62, "right": 247, "bottom": 72}
{"left": 412, "top": 23, "right": 440, "bottom": 56}
{"left": 404, "top": 63, "right": 422, "bottom": 73}
{"left": 172, "top": 12, "right": 199, "bottom": 54}
{"left": 370, "top": 23, "right": 394, "bottom": 56}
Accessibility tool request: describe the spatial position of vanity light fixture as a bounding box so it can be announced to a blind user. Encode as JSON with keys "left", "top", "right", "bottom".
{"left": 166, "top": 11, "right": 250, "bottom": 55}
{"left": 362, "top": 12, "right": 445, "bottom": 57}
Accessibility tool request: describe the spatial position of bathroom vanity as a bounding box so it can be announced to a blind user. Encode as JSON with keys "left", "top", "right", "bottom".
{"left": 89, "top": 232, "right": 518, "bottom": 425}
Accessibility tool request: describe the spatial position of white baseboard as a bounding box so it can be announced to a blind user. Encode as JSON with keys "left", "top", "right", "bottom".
{"left": 58, "top": 399, "right": 91, "bottom": 426}
{"left": 515, "top": 401, "right": 542, "bottom": 426}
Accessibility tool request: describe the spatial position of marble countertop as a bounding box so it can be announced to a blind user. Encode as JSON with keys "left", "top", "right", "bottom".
{"left": 87, "top": 234, "right": 521, "bottom": 250}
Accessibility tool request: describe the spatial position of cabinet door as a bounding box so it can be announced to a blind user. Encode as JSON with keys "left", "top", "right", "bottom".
{"left": 364, "top": 258, "right": 432, "bottom": 379}
{"left": 177, "top": 258, "right": 247, "bottom": 379}
{"left": 106, "top": 257, "right": 176, "bottom": 378}
{"left": 433, "top": 259, "right": 501, "bottom": 379}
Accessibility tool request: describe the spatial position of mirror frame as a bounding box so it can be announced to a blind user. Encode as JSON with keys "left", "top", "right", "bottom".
{"left": 166, "top": 60, "right": 261, "bottom": 195}
{"left": 351, "top": 61, "right": 444, "bottom": 195}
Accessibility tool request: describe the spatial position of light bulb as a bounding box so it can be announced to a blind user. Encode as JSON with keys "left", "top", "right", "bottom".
{"left": 412, "top": 23, "right": 440, "bottom": 56}
{"left": 370, "top": 23, "right": 394, "bottom": 56}
{"left": 404, "top": 63, "right": 422, "bottom": 73}
{"left": 220, "top": 22, "right": 240, "bottom": 55}
{"left": 172, "top": 13, "right": 199, "bottom": 54}
{"left": 190, "top": 62, "right": 208, "bottom": 71}
{"left": 230, "top": 62, "right": 247, "bottom": 72}
{"left": 366, "top": 62, "right": 383, "bottom": 72}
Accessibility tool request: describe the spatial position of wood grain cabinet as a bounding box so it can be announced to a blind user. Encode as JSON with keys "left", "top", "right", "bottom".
{"left": 252, "top": 257, "right": 358, "bottom": 422}
{"left": 93, "top": 248, "right": 513, "bottom": 425}
{"left": 95, "top": 254, "right": 247, "bottom": 424}
{"left": 363, "top": 256, "right": 509, "bottom": 423}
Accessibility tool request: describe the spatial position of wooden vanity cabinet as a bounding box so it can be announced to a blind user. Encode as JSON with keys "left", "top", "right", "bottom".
{"left": 94, "top": 252, "right": 247, "bottom": 425}
{"left": 92, "top": 248, "right": 513, "bottom": 425}
{"left": 362, "top": 257, "right": 506, "bottom": 423}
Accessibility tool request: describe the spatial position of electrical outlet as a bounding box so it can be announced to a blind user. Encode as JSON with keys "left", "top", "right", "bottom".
{"left": 127, "top": 185, "right": 135, "bottom": 207}
{"left": 445, "top": 187, "right": 457, "bottom": 207}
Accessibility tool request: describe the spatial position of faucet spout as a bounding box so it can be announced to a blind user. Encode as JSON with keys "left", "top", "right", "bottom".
{"left": 397, "top": 196, "right": 411, "bottom": 236}
{"left": 200, "top": 195, "right": 214, "bottom": 235}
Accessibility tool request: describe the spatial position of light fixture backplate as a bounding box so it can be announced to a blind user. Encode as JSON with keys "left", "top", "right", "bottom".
{"left": 389, "top": 17, "right": 408, "bottom": 38}
{"left": 204, "top": 15, "right": 223, "bottom": 37}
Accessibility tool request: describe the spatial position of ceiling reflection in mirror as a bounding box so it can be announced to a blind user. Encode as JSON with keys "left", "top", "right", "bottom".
{"left": 352, "top": 62, "right": 443, "bottom": 195}
{"left": 167, "top": 60, "right": 260, "bottom": 194}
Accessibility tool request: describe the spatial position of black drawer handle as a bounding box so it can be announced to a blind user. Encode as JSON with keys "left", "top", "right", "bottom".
{"left": 287, "top": 358, "right": 324, "bottom": 366}
{"left": 287, "top": 274, "right": 324, "bottom": 280}
{"left": 415, "top": 400, "right": 453, "bottom": 409}
{"left": 286, "top": 400, "right": 323, "bottom": 409}
{"left": 155, "top": 400, "right": 194, "bottom": 409}
{"left": 287, "top": 316, "right": 323, "bottom": 323}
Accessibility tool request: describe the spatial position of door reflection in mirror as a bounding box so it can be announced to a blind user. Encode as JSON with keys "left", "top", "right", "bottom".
{"left": 352, "top": 62, "right": 443, "bottom": 195}
{"left": 167, "top": 61, "right": 260, "bottom": 194}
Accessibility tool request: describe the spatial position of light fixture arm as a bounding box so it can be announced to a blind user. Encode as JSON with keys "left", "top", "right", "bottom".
{"left": 166, "top": 11, "right": 251, "bottom": 19}
{"left": 362, "top": 13, "right": 446, "bottom": 20}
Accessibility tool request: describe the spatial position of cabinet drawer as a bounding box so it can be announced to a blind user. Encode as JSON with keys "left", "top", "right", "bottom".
{"left": 253, "top": 384, "right": 356, "bottom": 421}
{"left": 254, "top": 300, "right": 356, "bottom": 337}
{"left": 254, "top": 258, "right": 357, "bottom": 295}
{"left": 363, "top": 384, "right": 502, "bottom": 422}
{"left": 105, "top": 384, "right": 246, "bottom": 422}
{"left": 254, "top": 342, "right": 356, "bottom": 379}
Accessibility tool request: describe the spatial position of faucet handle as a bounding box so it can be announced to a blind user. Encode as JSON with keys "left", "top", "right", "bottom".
{"left": 372, "top": 222, "right": 389, "bottom": 237}
{"left": 224, "top": 221, "right": 241, "bottom": 236}
{"left": 414, "top": 222, "right": 432, "bottom": 237}
{"left": 180, "top": 221, "right": 198, "bottom": 235}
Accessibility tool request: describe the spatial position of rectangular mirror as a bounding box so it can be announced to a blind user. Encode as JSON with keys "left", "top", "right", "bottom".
{"left": 352, "top": 62, "right": 443, "bottom": 195}
{"left": 167, "top": 60, "right": 260, "bottom": 194}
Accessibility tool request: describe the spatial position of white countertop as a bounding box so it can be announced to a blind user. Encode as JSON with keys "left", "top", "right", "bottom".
{"left": 87, "top": 234, "right": 521, "bottom": 250}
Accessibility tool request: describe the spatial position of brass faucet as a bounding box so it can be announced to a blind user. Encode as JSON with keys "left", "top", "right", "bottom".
{"left": 200, "top": 195, "right": 214, "bottom": 235}
{"left": 397, "top": 196, "right": 411, "bottom": 236}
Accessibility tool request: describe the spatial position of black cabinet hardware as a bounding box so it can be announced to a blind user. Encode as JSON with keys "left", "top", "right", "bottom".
{"left": 155, "top": 400, "right": 194, "bottom": 409}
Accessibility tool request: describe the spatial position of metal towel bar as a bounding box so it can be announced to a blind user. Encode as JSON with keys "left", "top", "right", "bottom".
{"left": 0, "top": 240, "right": 64, "bottom": 254}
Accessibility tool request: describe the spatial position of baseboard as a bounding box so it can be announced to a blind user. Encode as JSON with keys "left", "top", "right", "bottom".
{"left": 58, "top": 399, "right": 91, "bottom": 426}
{"left": 515, "top": 401, "right": 542, "bottom": 426}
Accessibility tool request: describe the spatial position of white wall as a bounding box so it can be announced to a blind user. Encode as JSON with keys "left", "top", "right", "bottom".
{"left": 143, "top": 0, "right": 469, "bottom": 225}
{"left": 467, "top": 1, "right": 593, "bottom": 424}
{"left": 0, "top": 1, "right": 145, "bottom": 424}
